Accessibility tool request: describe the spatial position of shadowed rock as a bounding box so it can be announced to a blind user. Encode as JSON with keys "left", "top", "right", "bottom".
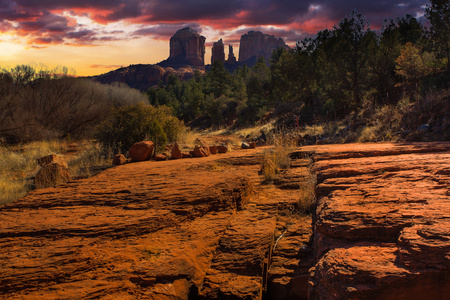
{"left": 306, "top": 142, "right": 450, "bottom": 299}
{"left": 211, "top": 39, "right": 225, "bottom": 64}
{"left": 239, "top": 31, "right": 289, "bottom": 63}
{"left": 169, "top": 27, "right": 206, "bottom": 67}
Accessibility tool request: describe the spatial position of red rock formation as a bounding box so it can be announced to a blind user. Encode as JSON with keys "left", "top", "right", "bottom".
{"left": 305, "top": 142, "right": 450, "bottom": 299}
{"left": 211, "top": 39, "right": 225, "bottom": 64}
{"left": 170, "top": 27, "right": 206, "bottom": 67}
{"left": 227, "top": 45, "right": 237, "bottom": 64}
{"left": 238, "top": 31, "right": 289, "bottom": 63}
{"left": 34, "top": 156, "right": 71, "bottom": 189}
{"left": 128, "top": 141, "right": 154, "bottom": 162}
{"left": 0, "top": 145, "right": 316, "bottom": 299}
{"left": 171, "top": 142, "right": 182, "bottom": 159}
{"left": 193, "top": 145, "right": 210, "bottom": 157}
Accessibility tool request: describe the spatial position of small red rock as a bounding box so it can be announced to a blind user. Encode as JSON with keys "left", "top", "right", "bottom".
{"left": 209, "top": 145, "right": 218, "bottom": 154}
{"left": 171, "top": 142, "right": 182, "bottom": 159}
{"left": 112, "top": 154, "right": 127, "bottom": 165}
{"left": 249, "top": 142, "right": 256, "bottom": 149}
{"left": 154, "top": 154, "right": 168, "bottom": 161}
{"left": 217, "top": 145, "right": 228, "bottom": 153}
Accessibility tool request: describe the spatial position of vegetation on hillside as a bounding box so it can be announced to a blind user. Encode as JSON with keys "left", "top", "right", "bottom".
{"left": 147, "top": 4, "right": 449, "bottom": 141}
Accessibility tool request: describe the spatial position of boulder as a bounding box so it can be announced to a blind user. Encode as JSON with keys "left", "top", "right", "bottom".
{"left": 217, "top": 145, "right": 228, "bottom": 153}
{"left": 182, "top": 153, "right": 191, "bottom": 158}
{"left": 238, "top": 31, "right": 289, "bottom": 63}
{"left": 35, "top": 161, "right": 71, "bottom": 189}
{"left": 171, "top": 142, "right": 182, "bottom": 159}
{"left": 211, "top": 39, "right": 225, "bottom": 64}
{"left": 193, "top": 146, "right": 210, "bottom": 157}
{"left": 249, "top": 142, "right": 256, "bottom": 149}
{"left": 194, "top": 139, "right": 211, "bottom": 157}
{"left": 129, "top": 141, "right": 154, "bottom": 162}
{"left": 209, "top": 145, "right": 218, "bottom": 154}
{"left": 169, "top": 27, "right": 206, "bottom": 67}
{"left": 112, "top": 154, "right": 127, "bottom": 165}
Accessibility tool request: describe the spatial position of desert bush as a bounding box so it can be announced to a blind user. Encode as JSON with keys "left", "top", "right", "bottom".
{"left": 297, "top": 163, "right": 317, "bottom": 214}
{"left": 0, "top": 66, "right": 150, "bottom": 144}
{"left": 260, "top": 131, "right": 297, "bottom": 182}
{"left": 96, "top": 102, "right": 185, "bottom": 154}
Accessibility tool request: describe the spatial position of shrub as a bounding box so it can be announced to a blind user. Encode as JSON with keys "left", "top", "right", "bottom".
{"left": 96, "top": 103, "right": 185, "bottom": 154}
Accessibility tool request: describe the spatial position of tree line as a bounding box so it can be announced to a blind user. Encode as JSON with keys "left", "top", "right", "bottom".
{"left": 148, "top": 2, "right": 449, "bottom": 128}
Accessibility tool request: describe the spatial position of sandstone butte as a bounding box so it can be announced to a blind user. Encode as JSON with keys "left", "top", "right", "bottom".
{"left": 0, "top": 141, "right": 449, "bottom": 299}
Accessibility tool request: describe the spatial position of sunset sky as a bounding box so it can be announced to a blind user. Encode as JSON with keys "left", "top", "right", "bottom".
{"left": 0, "top": 0, "right": 430, "bottom": 76}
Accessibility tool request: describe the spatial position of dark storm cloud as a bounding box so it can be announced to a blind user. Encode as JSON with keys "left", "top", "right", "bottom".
{"left": 1, "top": 0, "right": 430, "bottom": 45}
{"left": 315, "top": 0, "right": 429, "bottom": 28}
{"left": 132, "top": 23, "right": 203, "bottom": 39}
{"left": 19, "top": 11, "right": 71, "bottom": 33}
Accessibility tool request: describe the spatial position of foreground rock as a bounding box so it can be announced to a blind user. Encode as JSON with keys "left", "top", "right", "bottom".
{"left": 304, "top": 142, "right": 450, "bottom": 299}
{"left": 0, "top": 146, "right": 313, "bottom": 299}
{"left": 34, "top": 155, "right": 70, "bottom": 189}
{"left": 0, "top": 156, "right": 252, "bottom": 299}
{"left": 128, "top": 141, "right": 154, "bottom": 162}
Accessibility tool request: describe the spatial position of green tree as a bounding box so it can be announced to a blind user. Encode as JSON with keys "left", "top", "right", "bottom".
{"left": 96, "top": 103, "right": 184, "bottom": 153}
{"left": 395, "top": 43, "right": 434, "bottom": 93}
{"left": 426, "top": 0, "right": 450, "bottom": 70}
{"left": 331, "top": 11, "right": 377, "bottom": 108}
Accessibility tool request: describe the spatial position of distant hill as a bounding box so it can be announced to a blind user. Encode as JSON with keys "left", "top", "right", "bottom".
{"left": 90, "top": 64, "right": 203, "bottom": 91}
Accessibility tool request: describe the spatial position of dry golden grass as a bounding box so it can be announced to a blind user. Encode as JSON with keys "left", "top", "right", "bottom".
{"left": 234, "top": 121, "right": 275, "bottom": 139}
{"left": 261, "top": 131, "right": 297, "bottom": 182}
{"left": 0, "top": 140, "right": 114, "bottom": 205}
{"left": 297, "top": 163, "right": 316, "bottom": 214}
{"left": 176, "top": 128, "right": 200, "bottom": 146}
{"left": 0, "top": 141, "right": 64, "bottom": 205}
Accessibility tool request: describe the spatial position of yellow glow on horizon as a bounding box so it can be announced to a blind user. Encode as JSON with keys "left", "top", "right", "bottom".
{"left": 0, "top": 37, "right": 170, "bottom": 76}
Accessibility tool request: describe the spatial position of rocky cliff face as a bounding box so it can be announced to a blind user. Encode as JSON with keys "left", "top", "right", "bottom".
{"left": 169, "top": 27, "right": 206, "bottom": 67}
{"left": 238, "top": 31, "right": 289, "bottom": 63}
{"left": 211, "top": 39, "right": 225, "bottom": 64}
{"left": 227, "top": 45, "right": 237, "bottom": 64}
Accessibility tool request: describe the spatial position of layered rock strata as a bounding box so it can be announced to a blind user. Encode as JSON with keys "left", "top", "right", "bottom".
{"left": 169, "top": 27, "right": 206, "bottom": 67}
{"left": 304, "top": 142, "right": 450, "bottom": 299}
{"left": 211, "top": 39, "right": 225, "bottom": 64}
{"left": 0, "top": 147, "right": 313, "bottom": 300}
{"left": 239, "top": 31, "right": 289, "bottom": 63}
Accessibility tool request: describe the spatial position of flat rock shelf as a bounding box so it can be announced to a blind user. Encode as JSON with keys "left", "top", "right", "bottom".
{"left": 0, "top": 142, "right": 448, "bottom": 300}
